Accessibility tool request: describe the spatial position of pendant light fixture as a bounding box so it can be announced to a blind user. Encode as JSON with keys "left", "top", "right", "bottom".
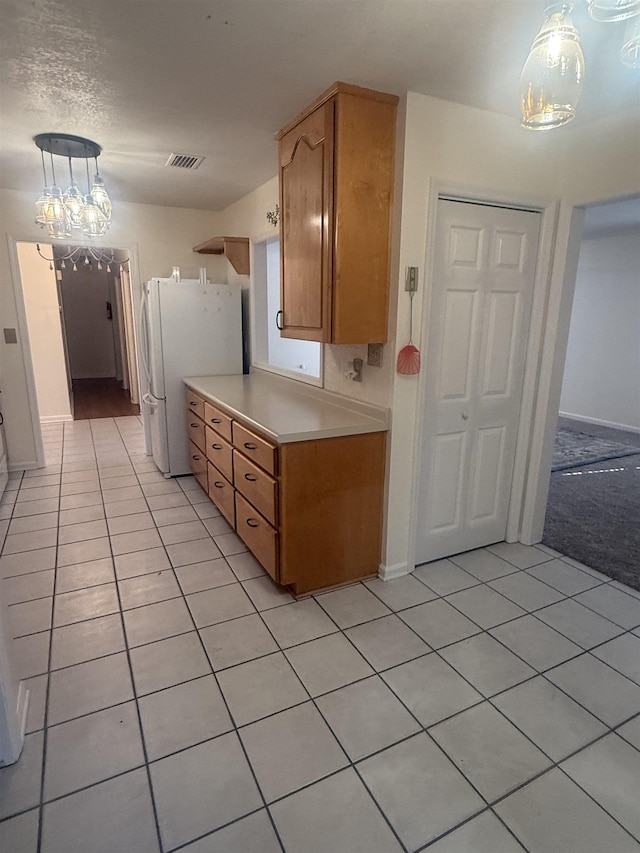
{"left": 620, "top": 13, "right": 640, "bottom": 65}
{"left": 520, "top": 3, "right": 585, "bottom": 130}
{"left": 33, "top": 134, "right": 112, "bottom": 238}
{"left": 588, "top": 0, "right": 640, "bottom": 21}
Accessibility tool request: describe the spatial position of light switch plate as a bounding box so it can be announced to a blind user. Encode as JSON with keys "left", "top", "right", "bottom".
{"left": 405, "top": 266, "right": 418, "bottom": 292}
{"left": 3, "top": 328, "right": 17, "bottom": 344}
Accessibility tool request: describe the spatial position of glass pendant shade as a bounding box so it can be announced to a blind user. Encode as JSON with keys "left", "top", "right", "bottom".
{"left": 588, "top": 0, "right": 640, "bottom": 22}
{"left": 42, "top": 187, "right": 71, "bottom": 237}
{"left": 63, "top": 183, "right": 85, "bottom": 229}
{"left": 35, "top": 188, "right": 52, "bottom": 225}
{"left": 90, "top": 174, "right": 112, "bottom": 221}
{"left": 621, "top": 14, "right": 640, "bottom": 65}
{"left": 80, "top": 194, "right": 108, "bottom": 237}
{"left": 520, "top": 3, "right": 585, "bottom": 130}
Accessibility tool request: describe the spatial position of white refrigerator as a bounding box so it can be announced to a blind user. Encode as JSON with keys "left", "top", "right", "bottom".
{"left": 139, "top": 279, "right": 243, "bottom": 476}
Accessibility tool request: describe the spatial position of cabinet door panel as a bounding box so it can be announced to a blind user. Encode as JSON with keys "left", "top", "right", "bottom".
{"left": 186, "top": 413, "right": 205, "bottom": 452}
{"left": 279, "top": 103, "right": 333, "bottom": 341}
{"left": 205, "top": 427, "right": 234, "bottom": 483}
{"left": 235, "top": 492, "right": 278, "bottom": 582}
{"left": 203, "top": 401, "right": 232, "bottom": 443}
{"left": 188, "top": 440, "right": 207, "bottom": 492}
{"left": 207, "top": 462, "right": 235, "bottom": 528}
{"left": 233, "top": 450, "right": 277, "bottom": 526}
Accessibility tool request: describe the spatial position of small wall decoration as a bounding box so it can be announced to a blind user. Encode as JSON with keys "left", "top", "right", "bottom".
{"left": 266, "top": 204, "right": 280, "bottom": 227}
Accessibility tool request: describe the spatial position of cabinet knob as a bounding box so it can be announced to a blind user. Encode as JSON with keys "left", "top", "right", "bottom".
{"left": 246, "top": 518, "right": 260, "bottom": 528}
{"left": 244, "top": 473, "right": 258, "bottom": 482}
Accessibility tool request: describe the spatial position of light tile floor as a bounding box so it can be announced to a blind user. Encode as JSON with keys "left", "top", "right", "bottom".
{"left": 0, "top": 417, "right": 639, "bottom": 852}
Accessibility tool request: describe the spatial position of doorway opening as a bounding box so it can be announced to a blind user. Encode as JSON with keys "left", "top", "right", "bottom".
{"left": 542, "top": 195, "right": 640, "bottom": 590}
{"left": 16, "top": 241, "right": 140, "bottom": 427}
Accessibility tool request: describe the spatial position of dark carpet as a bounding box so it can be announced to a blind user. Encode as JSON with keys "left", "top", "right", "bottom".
{"left": 552, "top": 428, "right": 639, "bottom": 472}
{"left": 543, "top": 418, "right": 640, "bottom": 592}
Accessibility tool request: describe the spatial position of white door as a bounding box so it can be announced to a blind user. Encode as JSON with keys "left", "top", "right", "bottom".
{"left": 416, "top": 199, "right": 541, "bottom": 564}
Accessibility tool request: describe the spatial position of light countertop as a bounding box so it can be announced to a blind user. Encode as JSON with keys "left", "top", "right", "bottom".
{"left": 184, "top": 370, "right": 388, "bottom": 443}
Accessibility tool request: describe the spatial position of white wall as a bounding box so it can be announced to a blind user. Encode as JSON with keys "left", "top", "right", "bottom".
{"left": 560, "top": 230, "right": 640, "bottom": 431}
{"left": 0, "top": 189, "right": 225, "bottom": 467}
{"left": 16, "top": 242, "right": 71, "bottom": 422}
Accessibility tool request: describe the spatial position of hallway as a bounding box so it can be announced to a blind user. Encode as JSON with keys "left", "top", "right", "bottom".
{"left": 0, "top": 417, "right": 639, "bottom": 852}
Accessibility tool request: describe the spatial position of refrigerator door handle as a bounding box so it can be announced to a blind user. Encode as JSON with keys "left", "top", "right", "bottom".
{"left": 139, "top": 287, "right": 166, "bottom": 400}
{"left": 138, "top": 289, "right": 151, "bottom": 387}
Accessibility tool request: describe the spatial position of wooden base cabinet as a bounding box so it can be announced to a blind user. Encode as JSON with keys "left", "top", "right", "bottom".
{"left": 187, "top": 387, "right": 386, "bottom": 595}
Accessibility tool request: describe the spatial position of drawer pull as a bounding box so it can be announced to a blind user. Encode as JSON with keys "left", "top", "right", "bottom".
{"left": 210, "top": 418, "right": 222, "bottom": 424}
{"left": 189, "top": 401, "right": 197, "bottom": 406}
{"left": 244, "top": 473, "right": 258, "bottom": 482}
{"left": 211, "top": 443, "right": 223, "bottom": 450}
{"left": 192, "top": 454, "right": 201, "bottom": 461}
{"left": 244, "top": 442, "right": 257, "bottom": 451}
{"left": 190, "top": 422, "right": 199, "bottom": 428}
{"left": 246, "top": 518, "right": 260, "bottom": 528}
{"left": 213, "top": 480, "right": 225, "bottom": 489}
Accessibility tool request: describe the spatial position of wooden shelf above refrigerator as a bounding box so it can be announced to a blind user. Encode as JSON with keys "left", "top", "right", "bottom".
{"left": 193, "top": 236, "right": 250, "bottom": 275}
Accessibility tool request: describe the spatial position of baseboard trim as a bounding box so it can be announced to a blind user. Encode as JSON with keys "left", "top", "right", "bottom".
{"left": 379, "top": 561, "right": 411, "bottom": 581}
{"left": 9, "top": 460, "right": 39, "bottom": 472}
{"left": 40, "top": 415, "right": 73, "bottom": 424}
{"left": 559, "top": 412, "right": 640, "bottom": 435}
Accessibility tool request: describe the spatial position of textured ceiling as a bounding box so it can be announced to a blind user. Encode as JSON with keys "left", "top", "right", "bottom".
{"left": 1, "top": 0, "right": 638, "bottom": 211}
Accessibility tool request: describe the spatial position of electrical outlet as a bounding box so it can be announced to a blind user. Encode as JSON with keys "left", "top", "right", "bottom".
{"left": 367, "top": 343, "right": 383, "bottom": 367}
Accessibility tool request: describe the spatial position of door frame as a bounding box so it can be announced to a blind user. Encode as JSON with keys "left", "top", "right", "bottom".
{"left": 7, "top": 235, "right": 141, "bottom": 469}
{"left": 407, "top": 181, "right": 582, "bottom": 569}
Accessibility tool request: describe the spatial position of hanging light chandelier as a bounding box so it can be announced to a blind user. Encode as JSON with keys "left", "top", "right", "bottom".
{"left": 35, "top": 243, "right": 127, "bottom": 274}
{"left": 33, "top": 133, "right": 112, "bottom": 239}
{"left": 520, "top": 4, "right": 585, "bottom": 130}
{"left": 520, "top": 1, "right": 640, "bottom": 129}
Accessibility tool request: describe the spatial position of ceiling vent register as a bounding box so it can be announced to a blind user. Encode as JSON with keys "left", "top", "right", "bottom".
{"left": 165, "top": 153, "right": 205, "bottom": 169}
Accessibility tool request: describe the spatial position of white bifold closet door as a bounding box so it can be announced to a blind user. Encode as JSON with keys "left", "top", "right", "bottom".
{"left": 416, "top": 199, "right": 541, "bottom": 565}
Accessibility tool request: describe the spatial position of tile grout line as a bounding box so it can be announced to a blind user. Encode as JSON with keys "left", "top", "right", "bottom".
{"left": 3, "top": 419, "right": 640, "bottom": 849}
{"left": 111, "top": 416, "right": 288, "bottom": 853}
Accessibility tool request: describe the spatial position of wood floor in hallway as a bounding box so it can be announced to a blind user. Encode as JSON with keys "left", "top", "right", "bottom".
{"left": 72, "top": 378, "right": 140, "bottom": 420}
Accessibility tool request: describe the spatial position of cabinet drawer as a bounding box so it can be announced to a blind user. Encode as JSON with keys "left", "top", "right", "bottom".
{"left": 186, "top": 389, "right": 205, "bottom": 420}
{"left": 207, "top": 463, "right": 235, "bottom": 527}
{"left": 186, "top": 414, "right": 205, "bottom": 452}
{"left": 205, "top": 427, "right": 234, "bottom": 483}
{"left": 188, "top": 440, "right": 207, "bottom": 492}
{"left": 235, "top": 492, "right": 278, "bottom": 582}
{"left": 204, "top": 401, "right": 232, "bottom": 443}
{"left": 232, "top": 422, "right": 277, "bottom": 476}
{"left": 233, "top": 450, "right": 277, "bottom": 526}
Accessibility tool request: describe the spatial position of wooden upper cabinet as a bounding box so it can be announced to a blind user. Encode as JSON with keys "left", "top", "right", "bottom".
{"left": 276, "top": 82, "right": 398, "bottom": 344}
